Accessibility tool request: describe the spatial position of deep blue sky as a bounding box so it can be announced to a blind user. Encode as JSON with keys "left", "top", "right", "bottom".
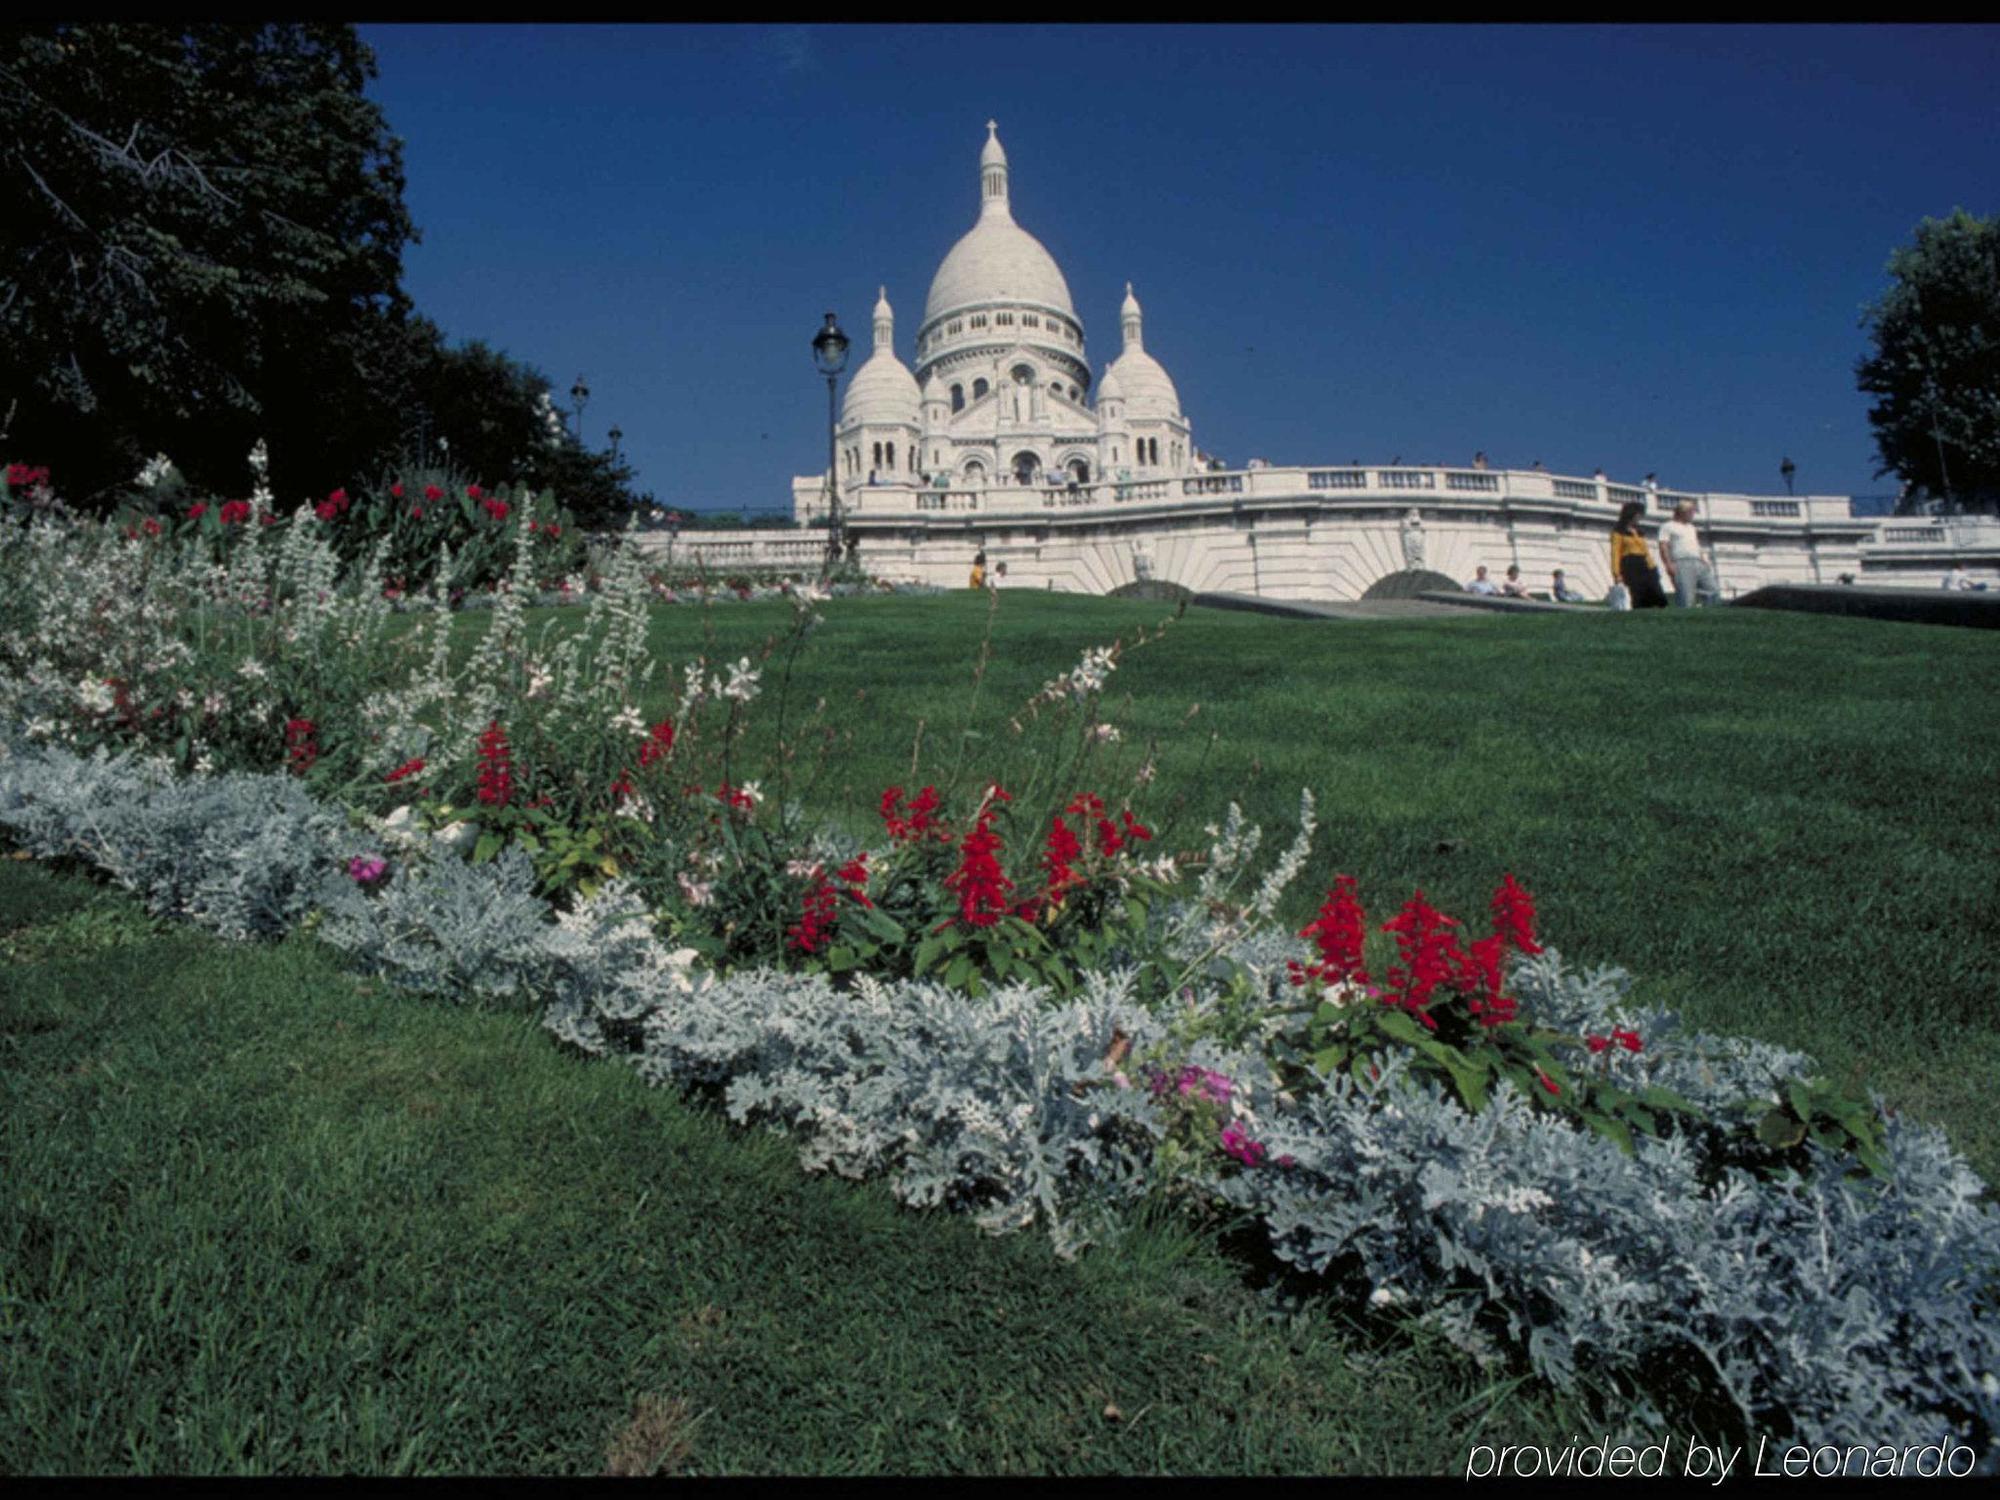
{"left": 357, "top": 23, "right": 1998, "bottom": 512}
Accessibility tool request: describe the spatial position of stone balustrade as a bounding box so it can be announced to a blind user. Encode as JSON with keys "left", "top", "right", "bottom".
{"left": 782, "top": 464, "right": 1997, "bottom": 600}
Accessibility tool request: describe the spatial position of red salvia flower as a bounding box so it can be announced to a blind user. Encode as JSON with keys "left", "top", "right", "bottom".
{"left": 943, "top": 810, "right": 1013, "bottom": 929}
{"left": 786, "top": 871, "right": 839, "bottom": 954}
{"left": 188, "top": 502, "right": 209, "bottom": 521}
{"left": 638, "top": 719, "right": 676, "bottom": 768}
{"left": 1490, "top": 873, "right": 1544, "bottom": 956}
{"left": 1460, "top": 932, "right": 1517, "bottom": 1028}
{"left": 1119, "top": 810, "right": 1152, "bottom": 843}
{"left": 424, "top": 484, "right": 444, "bottom": 502}
{"left": 835, "top": 853, "right": 873, "bottom": 909}
{"left": 219, "top": 499, "right": 251, "bottom": 525}
{"left": 1294, "top": 875, "right": 1370, "bottom": 989}
{"left": 1042, "top": 815, "right": 1084, "bottom": 898}
{"left": 283, "top": 717, "right": 319, "bottom": 775}
{"left": 1613, "top": 1029, "right": 1644, "bottom": 1053}
{"left": 476, "top": 720, "right": 514, "bottom": 807}
{"left": 383, "top": 756, "right": 426, "bottom": 784}
{"left": 880, "top": 784, "right": 948, "bottom": 844}
{"left": 1537, "top": 1070, "right": 1561, "bottom": 1097}
{"left": 1379, "top": 890, "right": 1466, "bottom": 1030}
{"left": 1587, "top": 1034, "right": 1612, "bottom": 1054}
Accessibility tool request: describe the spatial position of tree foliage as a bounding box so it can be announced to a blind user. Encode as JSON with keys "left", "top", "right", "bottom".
{"left": 2, "top": 22, "right": 643, "bottom": 524}
{"left": 1, "top": 22, "right": 415, "bottom": 503}
{"left": 1856, "top": 209, "right": 2000, "bottom": 514}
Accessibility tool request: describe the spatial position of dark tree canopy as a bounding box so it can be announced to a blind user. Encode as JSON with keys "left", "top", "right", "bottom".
{"left": 2, "top": 22, "right": 644, "bottom": 524}
{"left": 1, "top": 22, "right": 416, "bottom": 502}
{"left": 1856, "top": 209, "right": 2000, "bottom": 515}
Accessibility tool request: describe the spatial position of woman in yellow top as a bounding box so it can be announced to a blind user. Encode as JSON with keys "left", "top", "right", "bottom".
{"left": 969, "top": 548, "right": 987, "bottom": 590}
{"left": 1610, "top": 501, "right": 1667, "bottom": 608}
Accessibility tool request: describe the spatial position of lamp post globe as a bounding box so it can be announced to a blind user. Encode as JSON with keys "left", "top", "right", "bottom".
{"left": 811, "top": 312, "right": 850, "bottom": 577}
{"left": 1780, "top": 456, "right": 1796, "bottom": 496}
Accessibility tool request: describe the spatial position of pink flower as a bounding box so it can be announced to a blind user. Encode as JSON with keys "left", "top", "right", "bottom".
{"left": 1220, "top": 1121, "right": 1267, "bottom": 1167}
{"left": 348, "top": 856, "right": 388, "bottom": 886}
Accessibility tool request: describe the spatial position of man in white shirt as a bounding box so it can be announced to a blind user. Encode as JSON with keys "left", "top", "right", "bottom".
{"left": 1944, "top": 564, "right": 1973, "bottom": 591}
{"left": 1500, "top": 564, "right": 1531, "bottom": 598}
{"left": 1466, "top": 565, "right": 1501, "bottom": 596}
{"left": 1658, "top": 500, "right": 1720, "bottom": 607}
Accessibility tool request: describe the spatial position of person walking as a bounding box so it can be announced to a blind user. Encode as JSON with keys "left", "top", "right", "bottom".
{"left": 968, "top": 548, "right": 987, "bottom": 590}
{"left": 1659, "top": 499, "right": 1721, "bottom": 607}
{"left": 1610, "top": 501, "right": 1668, "bottom": 609}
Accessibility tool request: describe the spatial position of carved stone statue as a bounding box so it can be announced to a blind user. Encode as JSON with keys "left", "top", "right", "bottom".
{"left": 1400, "top": 508, "right": 1426, "bottom": 569}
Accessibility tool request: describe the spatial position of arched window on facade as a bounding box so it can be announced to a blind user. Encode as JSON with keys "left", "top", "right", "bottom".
{"left": 972, "top": 378, "right": 989, "bottom": 401}
{"left": 951, "top": 384, "right": 965, "bottom": 413}
{"left": 1011, "top": 364, "right": 1034, "bottom": 385}
{"left": 1012, "top": 451, "right": 1039, "bottom": 486}
{"left": 963, "top": 458, "right": 986, "bottom": 485}
{"left": 1067, "top": 457, "right": 1090, "bottom": 484}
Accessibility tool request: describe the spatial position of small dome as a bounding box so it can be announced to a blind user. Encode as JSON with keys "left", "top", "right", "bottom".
{"left": 1104, "top": 348, "right": 1180, "bottom": 419}
{"left": 1097, "top": 364, "right": 1125, "bottom": 403}
{"left": 842, "top": 349, "right": 921, "bottom": 426}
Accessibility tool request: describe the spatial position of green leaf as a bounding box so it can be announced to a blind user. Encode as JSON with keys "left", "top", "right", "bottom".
{"left": 1586, "top": 1113, "right": 1635, "bottom": 1155}
{"left": 944, "top": 954, "right": 976, "bottom": 991}
{"left": 848, "top": 905, "right": 906, "bottom": 944}
{"left": 1757, "top": 1108, "right": 1809, "bottom": 1150}
{"left": 471, "top": 832, "right": 503, "bottom": 864}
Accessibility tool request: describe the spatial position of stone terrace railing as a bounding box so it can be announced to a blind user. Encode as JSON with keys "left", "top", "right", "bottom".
{"left": 809, "top": 465, "right": 1997, "bottom": 558}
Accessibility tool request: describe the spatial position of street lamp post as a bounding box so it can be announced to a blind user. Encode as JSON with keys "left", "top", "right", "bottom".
{"left": 811, "top": 311, "right": 850, "bottom": 578}
{"left": 570, "top": 375, "right": 590, "bottom": 445}
{"left": 1780, "top": 456, "right": 1795, "bottom": 496}
{"left": 608, "top": 425, "right": 623, "bottom": 460}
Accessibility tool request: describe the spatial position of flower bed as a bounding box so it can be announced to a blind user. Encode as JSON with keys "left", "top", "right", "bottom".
{"left": 1, "top": 453, "right": 1996, "bottom": 1464}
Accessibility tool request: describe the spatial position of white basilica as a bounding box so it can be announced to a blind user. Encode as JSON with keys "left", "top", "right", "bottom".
{"left": 771, "top": 124, "right": 1993, "bottom": 598}
{"left": 800, "top": 121, "right": 1193, "bottom": 509}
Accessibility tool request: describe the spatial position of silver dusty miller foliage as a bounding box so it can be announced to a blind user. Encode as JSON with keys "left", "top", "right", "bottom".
{"left": 0, "top": 728, "right": 1992, "bottom": 1464}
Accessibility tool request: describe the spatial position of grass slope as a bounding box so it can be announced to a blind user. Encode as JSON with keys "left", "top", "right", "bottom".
{"left": 604, "top": 594, "right": 2000, "bottom": 1180}
{"left": 0, "top": 857, "right": 1591, "bottom": 1475}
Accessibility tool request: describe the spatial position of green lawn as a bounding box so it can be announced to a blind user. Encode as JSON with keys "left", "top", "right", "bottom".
{"left": 608, "top": 593, "right": 2000, "bottom": 1182}
{"left": 0, "top": 856, "right": 1593, "bottom": 1475}
{"left": 5, "top": 593, "right": 1996, "bottom": 1473}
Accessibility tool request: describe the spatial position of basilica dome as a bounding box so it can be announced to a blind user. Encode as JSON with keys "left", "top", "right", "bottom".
{"left": 1104, "top": 283, "right": 1181, "bottom": 418}
{"left": 921, "top": 123, "right": 1076, "bottom": 326}
{"left": 842, "top": 288, "right": 921, "bottom": 426}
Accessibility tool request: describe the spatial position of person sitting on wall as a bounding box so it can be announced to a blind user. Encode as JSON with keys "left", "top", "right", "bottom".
{"left": 1551, "top": 568, "right": 1585, "bottom": 603}
{"left": 1944, "top": 563, "right": 1974, "bottom": 591}
{"left": 1466, "top": 565, "right": 1501, "bottom": 596}
{"left": 990, "top": 561, "right": 1008, "bottom": 591}
{"left": 1500, "top": 564, "right": 1531, "bottom": 598}
{"left": 1610, "top": 500, "right": 1669, "bottom": 609}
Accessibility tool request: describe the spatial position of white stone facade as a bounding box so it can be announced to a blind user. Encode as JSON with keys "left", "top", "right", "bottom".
{"left": 788, "top": 125, "right": 1997, "bottom": 603}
